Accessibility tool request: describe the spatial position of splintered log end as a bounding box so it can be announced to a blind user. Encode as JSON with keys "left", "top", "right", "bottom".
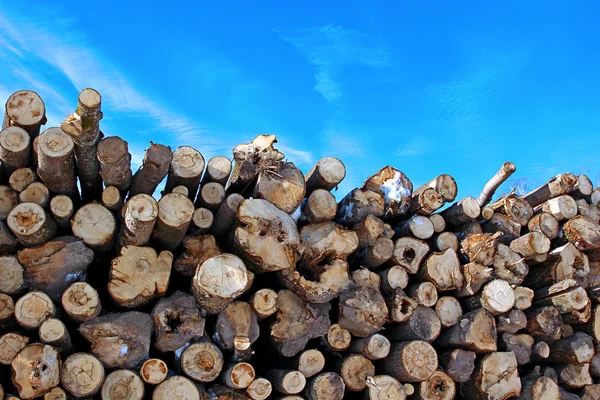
{"left": 461, "top": 352, "right": 521, "bottom": 400}
{"left": 11, "top": 344, "right": 60, "bottom": 399}
{"left": 362, "top": 166, "right": 413, "bottom": 218}
{"left": 62, "top": 282, "right": 101, "bottom": 322}
{"left": 299, "top": 221, "right": 358, "bottom": 268}
{"left": 365, "top": 375, "right": 406, "bottom": 400}
{"left": 254, "top": 161, "right": 306, "bottom": 214}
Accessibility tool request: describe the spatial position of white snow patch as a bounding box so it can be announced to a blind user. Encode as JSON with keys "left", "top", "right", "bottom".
{"left": 290, "top": 204, "right": 302, "bottom": 222}
{"left": 65, "top": 271, "right": 82, "bottom": 282}
{"left": 380, "top": 171, "right": 411, "bottom": 205}
{"left": 339, "top": 202, "right": 353, "bottom": 220}
{"left": 119, "top": 345, "right": 128, "bottom": 357}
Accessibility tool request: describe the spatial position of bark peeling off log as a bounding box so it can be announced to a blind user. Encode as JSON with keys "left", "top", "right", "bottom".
{"left": 128, "top": 143, "right": 172, "bottom": 197}
{"left": 254, "top": 161, "right": 306, "bottom": 214}
{"left": 175, "top": 234, "right": 222, "bottom": 278}
{"left": 11, "top": 343, "right": 60, "bottom": 399}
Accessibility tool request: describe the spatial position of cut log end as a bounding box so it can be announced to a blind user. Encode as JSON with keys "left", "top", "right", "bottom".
{"left": 141, "top": 358, "right": 168, "bottom": 385}
{"left": 5, "top": 90, "right": 46, "bottom": 130}
{"left": 72, "top": 203, "right": 116, "bottom": 249}
{"left": 15, "top": 290, "right": 56, "bottom": 329}
{"left": 152, "top": 376, "right": 200, "bottom": 400}
{"left": 101, "top": 369, "right": 145, "bottom": 400}
{"left": 180, "top": 341, "right": 224, "bottom": 383}
{"left": 11, "top": 344, "right": 60, "bottom": 399}
{"left": 62, "top": 281, "right": 101, "bottom": 322}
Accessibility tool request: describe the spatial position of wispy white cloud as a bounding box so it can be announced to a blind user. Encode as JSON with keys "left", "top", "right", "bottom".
{"left": 277, "top": 143, "right": 314, "bottom": 166}
{"left": 396, "top": 137, "right": 433, "bottom": 157}
{"left": 278, "top": 25, "right": 389, "bottom": 103}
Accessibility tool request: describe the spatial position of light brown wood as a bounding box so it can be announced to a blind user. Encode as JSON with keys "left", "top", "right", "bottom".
{"left": 406, "top": 281, "right": 438, "bottom": 307}
{"left": 214, "top": 301, "right": 259, "bottom": 361}
{"left": 355, "top": 236, "right": 394, "bottom": 268}
{"left": 11, "top": 344, "right": 60, "bottom": 399}
{"left": 97, "top": 136, "right": 132, "bottom": 192}
{"left": 532, "top": 341, "right": 551, "bottom": 363}
{"left": 0, "top": 332, "right": 29, "bottom": 365}
{"left": 388, "top": 305, "right": 441, "bottom": 342}
{"left": 245, "top": 377, "right": 273, "bottom": 400}
{"left": 294, "top": 349, "right": 326, "bottom": 378}
{"left": 429, "top": 213, "right": 446, "bottom": 232}
{"left": 180, "top": 341, "right": 224, "bottom": 382}
{"left": 335, "top": 354, "right": 374, "bottom": 392}
{"left": 488, "top": 193, "right": 533, "bottom": 226}
{"left": 15, "top": 290, "right": 56, "bottom": 329}
{"left": 386, "top": 288, "right": 419, "bottom": 323}
{"left": 339, "top": 286, "right": 387, "bottom": 337}
{"left": 493, "top": 243, "right": 529, "bottom": 286}
{"left": 525, "top": 306, "right": 564, "bottom": 342}
{"left": 202, "top": 155, "right": 232, "bottom": 186}
{"left": 336, "top": 188, "right": 384, "bottom": 226}
{"left": 524, "top": 173, "right": 578, "bottom": 207}
{"left": 499, "top": 332, "right": 534, "bottom": 365}
{"left": 9, "top": 167, "right": 36, "bottom": 193}
{"left": 525, "top": 243, "right": 589, "bottom": 289}
{"left": 153, "top": 192, "right": 194, "bottom": 251}
{"left": 533, "top": 279, "right": 589, "bottom": 313}
{"left": 79, "top": 311, "right": 153, "bottom": 369}
{"left": 381, "top": 341, "right": 438, "bottom": 382}
{"left": 348, "top": 333, "right": 390, "bottom": 360}
{"left": 175, "top": 234, "right": 222, "bottom": 277}
{"left": 152, "top": 376, "right": 200, "bottom": 400}
{"left": 129, "top": 143, "right": 172, "bottom": 197}
{"left": 37, "top": 127, "right": 79, "bottom": 197}
{"left": 304, "top": 372, "right": 344, "bottom": 400}
{"left": 537, "top": 194, "right": 577, "bottom": 222}
{"left": 3, "top": 90, "right": 47, "bottom": 137}
{"left": 43, "top": 386, "right": 68, "bottom": 400}
{"left": 352, "top": 214, "right": 383, "bottom": 247}
{"left": 108, "top": 245, "right": 172, "bottom": 308}
{"left": 233, "top": 199, "right": 301, "bottom": 272}
{"left": 437, "top": 308, "right": 497, "bottom": 353}
{"left": 62, "top": 282, "right": 101, "bottom": 322}
{"left": 60, "top": 352, "right": 105, "bottom": 398}
{"left": 592, "top": 187, "right": 600, "bottom": 204}
{"left": 305, "top": 156, "right": 346, "bottom": 194}
{"left": 477, "top": 162, "right": 516, "bottom": 207}
{"left": 563, "top": 215, "right": 600, "bottom": 250}
{"left": 365, "top": 375, "right": 406, "bottom": 400}
{"left": 189, "top": 207, "right": 213, "bottom": 235}
{"left": 395, "top": 215, "right": 434, "bottom": 239}
{"left": 49, "top": 195, "right": 73, "bottom": 228}
{"left": 417, "top": 370, "right": 455, "bottom": 400}
{"left": 438, "top": 349, "right": 476, "bottom": 383}
{"left": 267, "top": 370, "right": 306, "bottom": 395}
{"left": 440, "top": 196, "right": 480, "bottom": 226}
{"left": 249, "top": 288, "right": 279, "bottom": 320}
{"left": 196, "top": 182, "right": 226, "bottom": 211}
{"left": 222, "top": 362, "right": 256, "bottom": 389}
{"left": 301, "top": 189, "right": 337, "bottom": 223}
{"left": 510, "top": 231, "right": 550, "bottom": 259}
{"left": 322, "top": 323, "right": 351, "bottom": 351}
{"left": 545, "top": 331, "right": 595, "bottom": 364}
{"left": 151, "top": 291, "right": 205, "bottom": 352}
{"left": 18, "top": 182, "right": 49, "bottom": 208}
{"left": 555, "top": 363, "right": 592, "bottom": 389}
{"left": 119, "top": 194, "right": 158, "bottom": 247}
{"left": 581, "top": 385, "right": 600, "bottom": 400}
{"left": 101, "top": 369, "right": 144, "bottom": 400}
{"left": 253, "top": 161, "right": 305, "bottom": 214}
{"left": 462, "top": 352, "right": 521, "bottom": 400}
{"left": 0, "top": 126, "right": 30, "bottom": 172}
{"left": 102, "top": 186, "right": 122, "bottom": 211}
{"left": 413, "top": 174, "right": 457, "bottom": 203}
{"left": 417, "top": 248, "right": 463, "bottom": 291}
{"left": 461, "top": 232, "right": 501, "bottom": 267}
{"left": 140, "top": 358, "right": 168, "bottom": 385}
{"left": 463, "top": 279, "right": 516, "bottom": 315}
{"left": 409, "top": 187, "right": 444, "bottom": 215}
{"left": 172, "top": 184, "right": 188, "bottom": 196}
{"left": 7, "top": 202, "right": 56, "bottom": 246}
{"left": 431, "top": 231, "right": 458, "bottom": 252}
{"left": 0, "top": 255, "right": 25, "bottom": 295}
{"left": 211, "top": 193, "right": 244, "bottom": 236}
{"left": 298, "top": 221, "right": 358, "bottom": 268}
{"left": 164, "top": 146, "right": 204, "bottom": 198}
{"left": 514, "top": 286, "right": 535, "bottom": 310}
{"left": 71, "top": 203, "right": 116, "bottom": 250}
{"left": 482, "top": 212, "right": 521, "bottom": 240}
{"left": 39, "top": 318, "right": 72, "bottom": 353}
{"left": 435, "top": 296, "right": 462, "bottom": 327}
{"left": 390, "top": 237, "right": 430, "bottom": 274}
{"left": 378, "top": 265, "right": 409, "bottom": 294}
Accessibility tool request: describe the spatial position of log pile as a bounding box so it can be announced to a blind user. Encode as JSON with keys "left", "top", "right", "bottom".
{"left": 0, "top": 88, "right": 599, "bottom": 400}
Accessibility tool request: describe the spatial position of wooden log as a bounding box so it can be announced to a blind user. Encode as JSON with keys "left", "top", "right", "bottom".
{"left": 305, "top": 372, "right": 344, "bottom": 400}
{"left": 18, "top": 181, "right": 49, "bottom": 208}
{"left": 438, "top": 349, "right": 476, "bottom": 383}
{"left": 545, "top": 331, "right": 595, "bottom": 364}
{"left": 175, "top": 234, "right": 222, "bottom": 277}
{"left": 435, "top": 296, "right": 463, "bottom": 327}
{"left": 406, "top": 281, "right": 438, "bottom": 307}
{"left": 60, "top": 352, "right": 105, "bottom": 398}
{"left": 335, "top": 354, "right": 374, "bottom": 392}
{"left": 9, "top": 167, "right": 35, "bottom": 193}
{"left": 151, "top": 291, "right": 205, "bottom": 352}
{"left": 267, "top": 370, "right": 306, "bottom": 395}
{"left": 322, "top": 323, "right": 352, "bottom": 352}
{"left": 7, "top": 202, "right": 56, "bottom": 246}
{"left": 222, "top": 362, "right": 256, "bottom": 389}
{"left": 37, "top": 127, "right": 79, "bottom": 197}
{"left": 576, "top": 198, "right": 600, "bottom": 224}
{"left": 510, "top": 232, "right": 551, "bottom": 259}
{"left": 536, "top": 195, "right": 578, "bottom": 222}
{"left": 395, "top": 215, "right": 434, "bottom": 240}
{"left": 108, "top": 245, "right": 172, "bottom": 308}
{"left": 214, "top": 301, "right": 259, "bottom": 361}
{"left": 18, "top": 236, "right": 93, "bottom": 301}
{"left": 192, "top": 254, "right": 252, "bottom": 314}
{"left": 164, "top": 146, "right": 204, "bottom": 198}
{"left": 413, "top": 174, "right": 458, "bottom": 203}
{"left": 15, "top": 290, "right": 56, "bottom": 329}
{"left": 497, "top": 308, "right": 528, "bottom": 333}
{"left": 525, "top": 306, "right": 564, "bottom": 342}
{"left": 233, "top": 199, "right": 301, "bottom": 272}
{"left": 3, "top": 90, "right": 47, "bottom": 138}
{"left": 196, "top": 182, "right": 226, "bottom": 211}
{"left": 11, "top": 344, "right": 60, "bottom": 399}
{"left": 62, "top": 282, "right": 101, "bottom": 322}
{"left": 245, "top": 377, "right": 273, "bottom": 400}
{"left": 0, "top": 220, "right": 17, "bottom": 255}
{"left": 348, "top": 333, "right": 390, "bottom": 360}
{"left": 253, "top": 161, "right": 305, "bottom": 214}
{"left": 365, "top": 375, "right": 406, "bottom": 400}
{"left": 533, "top": 280, "right": 589, "bottom": 314}
{"left": 352, "top": 214, "right": 384, "bottom": 247}
{"left": 249, "top": 288, "right": 279, "bottom": 320}
{"left": 455, "top": 220, "right": 483, "bottom": 241}
{"left": 305, "top": 156, "right": 346, "bottom": 195}
{"left": 100, "top": 369, "right": 144, "bottom": 400}
{"left": 592, "top": 187, "right": 600, "bottom": 204}
{"left": 462, "top": 279, "right": 515, "bottom": 315}
{"left": 582, "top": 385, "right": 600, "bottom": 400}
{"left": 482, "top": 212, "right": 521, "bottom": 240}
{"left": 71, "top": 203, "right": 116, "bottom": 251}
{"left": 518, "top": 371, "right": 560, "bottom": 400}
{"left": 525, "top": 243, "right": 589, "bottom": 289}
{"left": 477, "top": 161, "right": 516, "bottom": 207}
{"left": 301, "top": 189, "right": 337, "bottom": 223}
{"left": 514, "top": 286, "right": 535, "bottom": 310}
{"left": 409, "top": 187, "right": 444, "bottom": 215}
{"left": 417, "top": 370, "right": 455, "bottom": 400}
{"left": 563, "top": 215, "right": 600, "bottom": 250}
{"left": 180, "top": 341, "right": 224, "bottom": 382}
{"left": 436, "top": 308, "right": 497, "bottom": 353}
{"left": 386, "top": 288, "right": 418, "bottom": 323}
{"left": 499, "top": 332, "right": 534, "bottom": 365}
{"left": 431, "top": 232, "right": 458, "bottom": 252}
{"left": 79, "top": 311, "right": 153, "bottom": 369}
{"left": 531, "top": 341, "right": 551, "bottom": 363}
{"left": 379, "top": 265, "right": 409, "bottom": 294}
{"left": 189, "top": 207, "right": 213, "bottom": 235}
{"left": 153, "top": 376, "right": 200, "bottom": 400}
{"left": 0, "top": 332, "right": 28, "bottom": 365}
{"left": 339, "top": 286, "right": 388, "bottom": 337}
{"left": 523, "top": 173, "right": 578, "bottom": 208}
{"left": 289, "top": 349, "right": 326, "bottom": 379}
{"left": 554, "top": 363, "right": 592, "bottom": 390}
{"left": 153, "top": 192, "right": 194, "bottom": 251}
{"left": 493, "top": 243, "right": 529, "bottom": 286}
{"left": 461, "top": 352, "right": 521, "bottom": 400}
{"left": 49, "top": 195, "right": 73, "bottom": 229}
{"left": 440, "top": 196, "right": 480, "bottom": 226}
{"left": 387, "top": 305, "right": 441, "bottom": 342}
{"left": 336, "top": 188, "right": 384, "bottom": 225}
{"left": 119, "top": 194, "right": 158, "bottom": 247}
{"left": 298, "top": 221, "right": 358, "bottom": 269}
{"left": 202, "top": 155, "right": 232, "bottom": 186}
{"left": 38, "top": 318, "right": 72, "bottom": 354}
{"left": 140, "top": 358, "right": 168, "bottom": 385}
{"left": 270, "top": 290, "right": 331, "bottom": 357}
{"left": 355, "top": 237, "right": 394, "bottom": 268}
{"left": 172, "top": 185, "right": 188, "bottom": 196}
{"left": 581, "top": 304, "right": 600, "bottom": 341}
{"left": 487, "top": 193, "right": 533, "bottom": 226}
{"left": 211, "top": 193, "right": 244, "bottom": 236}
{"left": 43, "top": 386, "right": 68, "bottom": 400}
{"left": 380, "top": 341, "right": 438, "bottom": 383}
{"left": 101, "top": 186, "right": 122, "bottom": 211}
{"left": 0, "top": 126, "right": 30, "bottom": 172}
{"left": 128, "top": 143, "right": 172, "bottom": 197}
{"left": 97, "top": 136, "right": 132, "bottom": 192}
{"left": 0, "top": 293, "right": 14, "bottom": 328}
{"left": 461, "top": 232, "right": 501, "bottom": 267}
{"left": 426, "top": 215, "right": 445, "bottom": 236}
{"left": 352, "top": 267, "right": 383, "bottom": 291}
{"left": 0, "top": 255, "right": 25, "bottom": 295}
{"left": 417, "top": 248, "right": 463, "bottom": 291}
{"left": 453, "top": 262, "right": 493, "bottom": 298}
{"left": 389, "top": 237, "right": 430, "bottom": 274}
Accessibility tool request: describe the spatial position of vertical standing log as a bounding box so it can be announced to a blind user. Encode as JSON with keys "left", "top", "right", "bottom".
{"left": 202, "top": 156, "right": 232, "bottom": 186}
{"left": 523, "top": 173, "right": 578, "bottom": 208}
{"left": 10, "top": 344, "right": 60, "bottom": 399}
{"left": 9, "top": 167, "right": 36, "bottom": 193}
{"left": 305, "top": 156, "right": 346, "bottom": 195}
{"left": 152, "top": 192, "right": 194, "bottom": 251}
{"left": 49, "top": 195, "right": 74, "bottom": 229}
{"left": 62, "top": 282, "right": 102, "bottom": 322}
{"left": 0, "top": 126, "right": 31, "bottom": 172}
{"left": 97, "top": 136, "right": 132, "bottom": 192}
{"left": 3, "top": 90, "right": 47, "bottom": 138}
{"left": 37, "top": 127, "right": 79, "bottom": 198}
{"left": 128, "top": 143, "right": 172, "bottom": 197}
{"left": 61, "top": 353, "right": 105, "bottom": 398}
{"left": 71, "top": 203, "right": 116, "bottom": 251}
{"left": 476, "top": 162, "right": 516, "bottom": 207}
{"left": 7, "top": 202, "right": 56, "bottom": 246}
{"left": 163, "top": 146, "right": 204, "bottom": 198}
{"left": 119, "top": 194, "right": 158, "bottom": 247}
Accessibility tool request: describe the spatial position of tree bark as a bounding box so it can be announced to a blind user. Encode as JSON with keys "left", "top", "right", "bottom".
{"left": 409, "top": 187, "right": 444, "bottom": 215}
{"left": 440, "top": 196, "right": 480, "bottom": 226}
{"left": 523, "top": 173, "right": 578, "bottom": 207}
{"left": 563, "top": 215, "right": 600, "bottom": 250}
{"left": 525, "top": 306, "right": 564, "bottom": 342}
{"left": 497, "top": 309, "right": 528, "bottom": 334}
{"left": 380, "top": 341, "right": 438, "bottom": 383}
{"left": 71, "top": 203, "right": 116, "bottom": 251}
{"left": 9, "top": 167, "right": 36, "bottom": 193}
{"left": 379, "top": 265, "right": 409, "bottom": 294}
{"left": 214, "top": 301, "right": 259, "bottom": 361}
{"left": 387, "top": 305, "right": 441, "bottom": 342}
{"left": 11, "top": 344, "right": 60, "bottom": 399}
{"left": 102, "top": 186, "right": 122, "bottom": 211}
{"left": 202, "top": 155, "right": 232, "bottom": 186}
{"left": 37, "top": 127, "right": 79, "bottom": 198}
{"left": 140, "top": 358, "right": 168, "bottom": 385}
{"left": 152, "top": 192, "right": 194, "bottom": 251}
{"left": 211, "top": 193, "right": 244, "bottom": 236}
{"left": 488, "top": 193, "right": 533, "bottom": 226}
{"left": 305, "top": 372, "right": 344, "bottom": 400}
{"left": 151, "top": 291, "right": 205, "bottom": 352}
{"left": 0, "top": 220, "right": 17, "bottom": 255}
{"left": 0, "top": 185, "right": 19, "bottom": 220}
{"left": 438, "top": 349, "right": 476, "bottom": 383}
{"left": 128, "top": 143, "right": 172, "bottom": 197}
{"left": 0, "top": 126, "right": 31, "bottom": 173}
{"left": 525, "top": 243, "right": 589, "bottom": 289}
{"left": 413, "top": 174, "right": 457, "bottom": 203}
{"left": 352, "top": 214, "right": 384, "bottom": 247}
{"left": 97, "top": 136, "right": 132, "bottom": 192}
{"left": 62, "top": 281, "right": 102, "bottom": 322}
{"left": 339, "top": 286, "right": 388, "bottom": 337}
{"left": 336, "top": 188, "right": 384, "bottom": 226}
{"left": 0, "top": 293, "right": 14, "bottom": 328}
{"left": 222, "top": 362, "right": 256, "bottom": 389}
{"left": 60, "top": 352, "right": 105, "bottom": 398}
{"left": 477, "top": 161, "right": 516, "bottom": 207}
{"left": 49, "top": 195, "right": 73, "bottom": 229}
{"left": 119, "top": 194, "right": 158, "bottom": 247}
{"left": 460, "top": 352, "right": 521, "bottom": 400}
{"left": 533, "top": 280, "right": 589, "bottom": 314}
{"left": 348, "top": 333, "right": 390, "bottom": 360}
{"left": 164, "top": 146, "right": 204, "bottom": 198}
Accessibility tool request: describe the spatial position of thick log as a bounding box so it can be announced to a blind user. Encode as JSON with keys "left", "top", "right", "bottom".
{"left": 380, "top": 341, "right": 437, "bottom": 383}
{"left": 301, "top": 189, "right": 337, "bottom": 223}
{"left": 8, "top": 202, "right": 56, "bottom": 246}
{"left": 305, "top": 156, "right": 346, "bottom": 194}
{"left": 49, "top": 195, "right": 73, "bottom": 229}
{"left": 406, "top": 281, "right": 438, "bottom": 307}
{"left": 390, "top": 237, "right": 430, "bottom": 274}
{"left": 61, "top": 352, "right": 105, "bottom": 398}
{"left": 395, "top": 215, "right": 434, "bottom": 240}
{"left": 100, "top": 369, "right": 145, "bottom": 400}
{"left": 488, "top": 193, "right": 533, "bottom": 226}
{"left": 0, "top": 255, "right": 25, "bottom": 295}
{"left": 454, "top": 262, "right": 493, "bottom": 298}
{"left": 151, "top": 291, "right": 205, "bottom": 352}
{"left": 440, "top": 196, "right": 480, "bottom": 226}
{"left": 18, "top": 236, "right": 93, "bottom": 301}
{"left": 531, "top": 341, "right": 551, "bottom": 363}
{"left": 555, "top": 363, "right": 592, "bottom": 390}
{"left": 413, "top": 174, "right": 458, "bottom": 203}
{"left": 211, "top": 193, "right": 244, "bottom": 236}
{"left": 266, "top": 370, "right": 306, "bottom": 395}
{"left": 289, "top": 349, "right": 326, "bottom": 378}
{"left": 537, "top": 195, "right": 577, "bottom": 221}
{"left": 525, "top": 306, "right": 564, "bottom": 342}
{"left": 37, "top": 127, "right": 79, "bottom": 197}
{"left": 153, "top": 192, "right": 194, "bottom": 251}
{"left": 499, "top": 332, "right": 534, "bottom": 365}
{"left": 305, "top": 372, "right": 344, "bottom": 400}
{"left": 417, "top": 248, "right": 463, "bottom": 291}
{"left": 336, "top": 354, "right": 374, "bottom": 392}
{"left": 0, "top": 126, "right": 30, "bottom": 172}
{"left": 71, "top": 203, "right": 116, "bottom": 251}
{"left": 592, "top": 187, "right": 600, "bottom": 204}
{"left": 523, "top": 173, "right": 578, "bottom": 208}
{"left": 0, "top": 332, "right": 28, "bottom": 365}
{"left": 482, "top": 213, "right": 521, "bottom": 240}
{"left": 192, "top": 254, "right": 252, "bottom": 314}
{"left": 270, "top": 290, "right": 331, "bottom": 357}
{"left": 62, "top": 282, "right": 101, "bottom": 322}
{"left": 361, "top": 166, "right": 412, "bottom": 219}
{"left": 348, "top": 333, "right": 390, "bottom": 360}
{"left": 461, "top": 352, "right": 521, "bottom": 400}
{"left": 0, "top": 293, "right": 14, "bottom": 327}
{"left": 438, "top": 349, "right": 476, "bottom": 383}
{"left": 189, "top": 207, "right": 213, "bottom": 235}
{"left": 180, "top": 341, "right": 224, "bottom": 382}
{"left": 510, "top": 232, "right": 550, "bottom": 259}
{"left": 339, "top": 286, "right": 388, "bottom": 337}
{"left": 119, "top": 194, "right": 158, "bottom": 247}
{"left": 39, "top": 318, "right": 72, "bottom": 354}
{"left": 280, "top": 258, "right": 353, "bottom": 303}
{"left": 461, "top": 232, "right": 501, "bottom": 267}
{"left": 525, "top": 243, "right": 589, "bottom": 289}
{"left": 519, "top": 372, "right": 560, "bottom": 400}
{"left": 417, "top": 370, "right": 455, "bottom": 400}
{"left": 97, "top": 136, "right": 132, "bottom": 192}
{"left": 336, "top": 188, "right": 384, "bottom": 226}
{"left": 497, "top": 308, "right": 528, "bottom": 333}
{"left": 9, "top": 167, "right": 35, "bottom": 193}
{"left": 222, "top": 362, "right": 256, "bottom": 389}
{"left": 15, "top": 290, "right": 56, "bottom": 329}
{"left": 202, "top": 156, "right": 232, "bottom": 186}
{"left": 431, "top": 232, "right": 458, "bottom": 252}
{"left": 233, "top": 199, "right": 301, "bottom": 272}
{"left": 462, "top": 279, "right": 515, "bottom": 316}
{"left": 11, "top": 344, "right": 60, "bottom": 399}
{"left": 79, "top": 311, "right": 153, "bottom": 369}
{"left": 436, "top": 308, "right": 497, "bottom": 353}
{"left": 299, "top": 221, "right": 358, "bottom": 268}
{"left": 387, "top": 305, "right": 441, "bottom": 342}
{"left": 528, "top": 212, "right": 560, "bottom": 239}
{"left": 214, "top": 301, "right": 259, "bottom": 361}
{"left": 353, "top": 214, "right": 384, "bottom": 247}
{"left": 153, "top": 376, "right": 200, "bottom": 400}
{"left": 409, "top": 187, "right": 444, "bottom": 215}
{"left": 355, "top": 237, "right": 394, "bottom": 268}
{"left": 140, "top": 358, "right": 168, "bottom": 385}
{"left": 164, "top": 146, "right": 204, "bottom": 198}
{"left": 175, "top": 234, "right": 222, "bottom": 277}
{"left": 477, "top": 162, "right": 516, "bottom": 207}
{"left": 196, "top": 182, "right": 226, "bottom": 211}
{"left": 101, "top": 186, "right": 122, "bottom": 211}
{"left": 493, "top": 243, "right": 529, "bottom": 286}
{"left": 129, "top": 143, "right": 172, "bottom": 197}
{"left": 253, "top": 161, "right": 305, "bottom": 214}
{"left": 3, "top": 90, "right": 47, "bottom": 138}
{"left": 18, "top": 181, "right": 49, "bottom": 208}
{"left": 545, "top": 331, "right": 595, "bottom": 364}
{"left": 435, "top": 296, "right": 463, "bottom": 327}
{"left": 563, "top": 215, "right": 600, "bottom": 250}
{"left": 533, "top": 280, "right": 589, "bottom": 314}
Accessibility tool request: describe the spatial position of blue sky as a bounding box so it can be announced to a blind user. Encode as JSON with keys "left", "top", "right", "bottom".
{"left": 1, "top": 1, "right": 599, "bottom": 199}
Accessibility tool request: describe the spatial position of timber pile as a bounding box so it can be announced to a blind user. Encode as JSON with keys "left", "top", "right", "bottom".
{"left": 0, "top": 89, "right": 599, "bottom": 400}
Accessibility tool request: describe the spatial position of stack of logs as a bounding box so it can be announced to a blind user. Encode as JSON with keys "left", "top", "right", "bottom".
{"left": 0, "top": 89, "right": 600, "bottom": 400}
